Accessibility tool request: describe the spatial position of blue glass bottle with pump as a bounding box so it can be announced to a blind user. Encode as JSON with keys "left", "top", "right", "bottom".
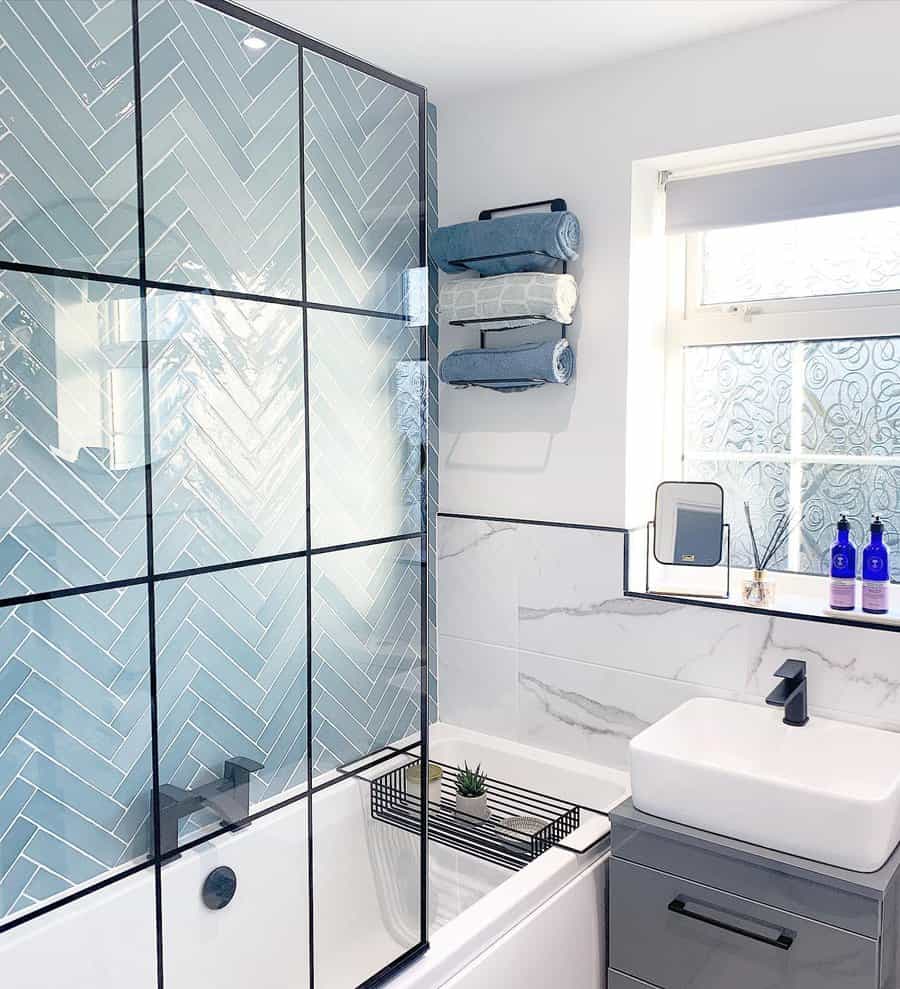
{"left": 862, "top": 516, "right": 890, "bottom": 615}
{"left": 829, "top": 515, "right": 857, "bottom": 611}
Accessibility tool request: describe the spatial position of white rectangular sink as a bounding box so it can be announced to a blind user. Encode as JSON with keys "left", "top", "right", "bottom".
{"left": 630, "top": 698, "right": 900, "bottom": 872}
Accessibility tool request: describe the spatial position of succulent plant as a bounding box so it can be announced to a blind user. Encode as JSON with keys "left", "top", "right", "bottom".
{"left": 455, "top": 762, "right": 487, "bottom": 798}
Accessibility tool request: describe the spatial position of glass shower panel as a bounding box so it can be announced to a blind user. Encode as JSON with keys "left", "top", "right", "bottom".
{"left": 0, "top": 2, "right": 428, "bottom": 986}
{"left": 304, "top": 51, "right": 421, "bottom": 315}
{"left": 139, "top": 0, "right": 302, "bottom": 299}
{"left": 0, "top": 586, "right": 154, "bottom": 920}
{"left": 312, "top": 537, "right": 423, "bottom": 986}
{"left": 311, "top": 538, "right": 422, "bottom": 775}
{"left": 0, "top": 270, "right": 147, "bottom": 598}
{"left": 313, "top": 779, "right": 422, "bottom": 988}
{"left": 146, "top": 290, "right": 306, "bottom": 572}
{"left": 153, "top": 557, "right": 307, "bottom": 854}
{"left": 161, "top": 804, "right": 310, "bottom": 989}
{"left": 0, "top": 0, "right": 139, "bottom": 276}
{"left": 308, "top": 309, "right": 423, "bottom": 548}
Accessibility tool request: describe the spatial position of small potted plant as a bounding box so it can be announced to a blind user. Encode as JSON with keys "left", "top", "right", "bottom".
{"left": 455, "top": 762, "right": 489, "bottom": 820}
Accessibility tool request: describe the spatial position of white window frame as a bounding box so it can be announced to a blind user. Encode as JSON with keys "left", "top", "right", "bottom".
{"left": 665, "top": 229, "right": 900, "bottom": 574}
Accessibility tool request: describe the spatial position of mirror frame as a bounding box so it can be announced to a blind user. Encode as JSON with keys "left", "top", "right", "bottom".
{"left": 652, "top": 480, "right": 725, "bottom": 568}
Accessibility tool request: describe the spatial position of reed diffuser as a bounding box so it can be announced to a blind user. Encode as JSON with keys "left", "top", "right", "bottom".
{"left": 741, "top": 503, "right": 802, "bottom": 607}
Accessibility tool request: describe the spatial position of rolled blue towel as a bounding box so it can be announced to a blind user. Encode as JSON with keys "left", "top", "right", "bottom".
{"left": 439, "top": 339, "right": 575, "bottom": 392}
{"left": 431, "top": 212, "right": 581, "bottom": 276}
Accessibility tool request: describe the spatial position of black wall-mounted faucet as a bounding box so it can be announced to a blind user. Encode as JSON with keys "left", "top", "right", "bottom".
{"left": 158, "top": 757, "right": 263, "bottom": 856}
{"left": 765, "top": 659, "right": 809, "bottom": 727}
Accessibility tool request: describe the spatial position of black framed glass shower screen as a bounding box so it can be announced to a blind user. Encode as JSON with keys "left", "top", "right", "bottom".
{"left": 0, "top": 1, "right": 429, "bottom": 987}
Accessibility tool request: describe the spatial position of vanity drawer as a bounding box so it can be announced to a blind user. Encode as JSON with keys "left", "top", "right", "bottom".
{"left": 610, "top": 858, "right": 878, "bottom": 989}
{"left": 611, "top": 816, "right": 880, "bottom": 937}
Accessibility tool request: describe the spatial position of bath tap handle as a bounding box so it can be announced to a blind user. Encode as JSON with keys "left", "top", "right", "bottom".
{"left": 225, "top": 757, "right": 264, "bottom": 787}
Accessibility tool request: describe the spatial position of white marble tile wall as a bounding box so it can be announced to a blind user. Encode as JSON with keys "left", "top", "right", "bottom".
{"left": 437, "top": 516, "right": 900, "bottom": 770}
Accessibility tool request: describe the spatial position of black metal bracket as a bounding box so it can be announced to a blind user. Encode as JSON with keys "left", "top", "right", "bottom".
{"left": 645, "top": 521, "right": 731, "bottom": 600}
{"left": 478, "top": 198, "right": 567, "bottom": 220}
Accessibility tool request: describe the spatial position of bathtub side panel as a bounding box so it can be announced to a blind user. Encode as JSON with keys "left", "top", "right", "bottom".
{"left": 0, "top": 870, "right": 158, "bottom": 989}
{"left": 160, "top": 801, "right": 310, "bottom": 989}
{"left": 438, "top": 859, "right": 608, "bottom": 989}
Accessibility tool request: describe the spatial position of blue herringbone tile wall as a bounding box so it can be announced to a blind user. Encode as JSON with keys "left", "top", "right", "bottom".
{"left": 0, "top": 271, "right": 148, "bottom": 599}
{"left": 147, "top": 291, "right": 307, "bottom": 571}
{"left": 155, "top": 558, "right": 308, "bottom": 833}
{"left": 304, "top": 50, "right": 420, "bottom": 315}
{"left": 139, "top": 0, "right": 302, "bottom": 299}
{"left": 0, "top": 586, "right": 153, "bottom": 917}
{"left": 308, "top": 309, "right": 421, "bottom": 548}
{"left": 0, "top": 0, "right": 433, "bottom": 925}
{"left": 312, "top": 539, "right": 421, "bottom": 774}
{"left": 0, "top": 1, "right": 139, "bottom": 277}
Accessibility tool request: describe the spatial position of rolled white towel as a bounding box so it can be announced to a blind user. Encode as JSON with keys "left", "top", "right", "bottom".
{"left": 439, "top": 272, "right": 578, "bottom": 329}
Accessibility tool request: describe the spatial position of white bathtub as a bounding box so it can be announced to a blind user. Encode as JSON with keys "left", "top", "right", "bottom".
{"left": 0, "top": 724, "right": 628, "bottom": 989}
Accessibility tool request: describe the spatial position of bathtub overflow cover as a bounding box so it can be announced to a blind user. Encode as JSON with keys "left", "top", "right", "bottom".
{"left": 202, "top": 866, "right": 237, "bottom": 910}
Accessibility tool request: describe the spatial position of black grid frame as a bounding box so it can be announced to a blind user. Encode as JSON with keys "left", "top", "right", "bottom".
{"left": 0, "top": 2, "right": 431, "bottom": 988}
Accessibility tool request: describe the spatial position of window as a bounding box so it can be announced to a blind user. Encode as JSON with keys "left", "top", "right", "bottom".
{"left": 668, "top": 206, "right": 900, "bottom": 577}
{"left": 700, "top": 206, "right": 900, "bottom": 306}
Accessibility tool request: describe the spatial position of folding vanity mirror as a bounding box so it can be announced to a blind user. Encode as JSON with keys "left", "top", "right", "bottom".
{"left": 646, "top": 481, "right": 730, "bottom": 598}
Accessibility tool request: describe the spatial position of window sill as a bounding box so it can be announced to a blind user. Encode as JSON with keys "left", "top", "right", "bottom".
{"left": 626, "top": 534, "right": 900, "bottom": 633}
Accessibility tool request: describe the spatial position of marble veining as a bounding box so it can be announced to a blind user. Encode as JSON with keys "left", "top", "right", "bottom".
{"left": 749, "top": 618, "right": 900, "bottom": 711}
{"left": 519, "top": 673, "right": 650, "bottom": 739}
{"left": 519, "top": 594, "right": 691, "bottom": 622}
{"left": 438, "top": 521, "right": 517, "bottom": 561}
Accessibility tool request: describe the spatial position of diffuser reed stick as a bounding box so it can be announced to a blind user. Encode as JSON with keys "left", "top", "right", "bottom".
{"left": 743, "top": 503, "right": 802, "bottom": 572}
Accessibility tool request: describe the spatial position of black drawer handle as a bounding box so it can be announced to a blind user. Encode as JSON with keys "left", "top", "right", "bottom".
{"left": 668, "top": 897, "right": 794, "bottom": 951}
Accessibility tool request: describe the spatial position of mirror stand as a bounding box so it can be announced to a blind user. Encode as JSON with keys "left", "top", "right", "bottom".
{"left": 645, "top": 521, "right": 731, "bottom": 599}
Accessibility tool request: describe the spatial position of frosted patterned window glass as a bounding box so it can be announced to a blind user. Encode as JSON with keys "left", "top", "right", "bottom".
{"left": 701, "top": 207, "right": 900, "bottom": 305}
{"left": 683, "top": 343, "right": 792, "bottom": 454}
{"left": 683, "top": 337, "right": 900, "bottom": 576}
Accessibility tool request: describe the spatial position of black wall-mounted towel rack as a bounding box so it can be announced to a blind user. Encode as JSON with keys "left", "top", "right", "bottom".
{"left": 446, "top": 198, "right": 569, "bottom": 274}
{"left": 442, "top": 198, "right": 574, "bottom": 389}
{"left": 446, "top": 198, "right": 570, "bottom": 348}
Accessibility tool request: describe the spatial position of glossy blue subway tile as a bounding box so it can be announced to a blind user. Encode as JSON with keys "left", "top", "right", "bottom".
{"left": 23, "top": 868, "right": 70, "bottom": 904}
{"left": 0, "top": 1, "right": 138, "bottom": 275}
{"left": 0, "top": 819, "right": 37, "bottom": 881}
{"left": 0, "top": 857, "right": 36, "bottom": 914}
{"left": 140, "top": 1, "right": 301, "bottom": 297}
{"left": 25, "top": 792, "right": 125, "bottom": 869}
{"left": 19, "top": 713, "right": 123, "bottom": 797}
{"left": 23, "top": 830, "right": 103, "bottom": 886}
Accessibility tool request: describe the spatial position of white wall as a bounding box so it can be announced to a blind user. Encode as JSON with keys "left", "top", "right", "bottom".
{"left": 435, "top": 2, "right": 900, "bottom": 758}
{"left": 436, "top": 0, "right": 900, "bottom": 527}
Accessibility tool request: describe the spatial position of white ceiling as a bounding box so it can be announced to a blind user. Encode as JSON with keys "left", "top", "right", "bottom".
{"left": 246, "top": 0, "right": 845, "bottom": 100}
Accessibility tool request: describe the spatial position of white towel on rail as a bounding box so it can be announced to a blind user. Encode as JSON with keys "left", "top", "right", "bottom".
{"left": 439, "top": 272, "right": 578, "bottom": 329}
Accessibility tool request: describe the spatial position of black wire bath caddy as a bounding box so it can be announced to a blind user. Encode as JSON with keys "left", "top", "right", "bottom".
{"left": 369, "top": 755, "right": 608, "bottom": 871}
{"left": 442, "top": 198, "right": 574, "bottom": 388}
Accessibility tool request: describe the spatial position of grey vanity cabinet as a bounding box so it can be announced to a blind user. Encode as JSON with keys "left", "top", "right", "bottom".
{"left": 608, "top": 799, "right": 900, "bottom": 989}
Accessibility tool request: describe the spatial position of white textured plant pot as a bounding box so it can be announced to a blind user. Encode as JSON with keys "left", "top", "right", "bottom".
{"left": 456, "top": 792, "right": 489, "bottom": 820}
